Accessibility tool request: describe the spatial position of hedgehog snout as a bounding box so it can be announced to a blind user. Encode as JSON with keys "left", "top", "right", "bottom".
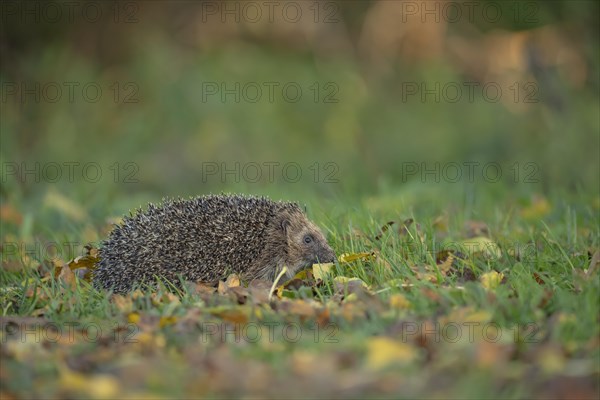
{"left": 316, "top": 245, "right": 336, "bottom": 264}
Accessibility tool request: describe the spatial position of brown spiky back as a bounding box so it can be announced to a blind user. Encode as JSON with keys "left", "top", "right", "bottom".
{"left": 94, "top": 194, "right": 302, "bottom": 293}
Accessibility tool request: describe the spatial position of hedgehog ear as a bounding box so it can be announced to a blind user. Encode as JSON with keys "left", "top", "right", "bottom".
{"left": 280, "top": 218, "right": 291, "bottom": 234}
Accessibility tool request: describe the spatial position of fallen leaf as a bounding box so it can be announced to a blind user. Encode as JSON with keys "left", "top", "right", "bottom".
{"left": 338, "top": 252, "right": 375, "bottom": 263}
{"left": 0, "top": 204, "right": 22, "bottom": 225}
{"left": 192, "top": 282, "right": 217, "bottom": 295}
{"left": 375, "top": 221, "right": 395, "bottom": 240}
{"left": 366, "top": 337, "right": 417, "bottom": 369}
{"left": 159, "top": 316, "right": 178, "bottom": 328}
{"left": 58, "top": 264, "right": 77, "bottom": 290}
{"left": 389, "top": 294, "right": 412, "bottom": 310}
{"left": 334, "top": 276, "right": 369, "bottom": 291}
{"left": 225, "top": 274, "right": 241, "bottom": 287}
{"left": 111, "top": 294, "right": 133, "bottom": 313}
{"left": 464, "top": 220, "right": 490, "bottom": 238}
{"left": 128, "top": 312, "right": 140, "bottom": 324}
{"left": 435, "top": 250, "right": 455, "bottom": 274}
{"left": 459, "top": 237, "right": 501, "bottom": 258}
{"left": 521, "top": 196, "right": 551, "bottom": 220}
{"left": 312, "top": 262, "right": 334, "bottom": 280}
{"left": 432, "top": 214, "right": 449, "bottom": 233}
{"left": 480, "top": 271, "right": 504, "bottom": 290}
{"left": 209, "top": 306, "right": 249, "bottom": 324}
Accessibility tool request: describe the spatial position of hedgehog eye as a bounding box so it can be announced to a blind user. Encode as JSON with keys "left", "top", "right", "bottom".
{"left": 303, "top": 235, "right": 313, "bottom": 244}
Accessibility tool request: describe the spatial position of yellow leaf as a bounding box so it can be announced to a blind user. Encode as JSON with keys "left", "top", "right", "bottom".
{"left": 87, "top": 375, "right": 120, "bottom": 399}
{"left": 128, "top": 312, "right": 140, "bottom": 324}
{"left": 480, "top": 271, "right": 504, "bottom": 290}
{"left": 537, "top": 346, "right": 566, "bottom": 373}
{"left": 225, "top": 274, "right": 240, "bottom": 287}
{"left": 338, "top": 252, "right": 375, "bottom": 263}
{"left": 159, "top": 316, "right": 178, "bottom": 328}
{"left": 59, "top": 368, "right": 120, "bottom": 399}
{"left": 68, "top": 255, "right": 99, "bottom": 271}
{"left": 465, "top": 310, "right": 492, "bottom": 323}
{"left": 460, "top": 237, "right": 501, "bottom": 258}
{"left": 366, "top": 337, "right": 417, "bottom": 369}
{"left": 312, "top": 263, "right": 334, "bottom": 280}
{"left": 521, "top": 196, "right": 551, "bottom": 220}
{"left": 436, "top": 251, "right": 454, "bottom": 274}
{"left": 389, "top": 294, "right": 412, "bottom": 310}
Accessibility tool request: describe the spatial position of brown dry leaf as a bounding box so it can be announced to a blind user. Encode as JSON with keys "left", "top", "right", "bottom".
{"left": 464, "top": 220, "right": 490, "bottom": 238}
{"left": 227, "top": 286, "right": 250, "bottom": 304}
{"left": 533, "top": 272, "right": 546, "bottom": 285}
{"left": 24, "top": 286, "right": 47, "bottom": 300}
{"left": 151, "top": 292, "right": 180, "bottom": 306}
{"left": 210, "top": 307, "right": 249, "bottom": 324}
{"left": 286, "top": 299, "right": 318, "bottom": 319}
{"left": 398, "top": 218, "right": 420, "bottom": 237}
{"left": 366, "top": 337, "right": 417, "bottom": 369}
{"left": 193, "top": 282, "right": 217, "bottom": 295}
{"left": 408, "top": 264, "right": 438, "bottom": 283}
{"left": 435, "top": 250, "right": 455, "bottom": 274}
{"left": 58, "top": 264, "right": 77, "bottom": 290}
{"left": 218, "top": 274, "right": 241, "bottom": 295}
{"left": 0, "top": 204, "right": 23, "bottom": 225}
{"left": 2, "top": 260, "right": 26, "bottom": 272}
{"left": 111, "top": 294, "right": 133, "bottom": 313}
{"left": 217, "top": 281, "right": 228, "bottom": 295}
{"left": 59, "top": 253, "right": 100, "bottom": 282}
{"left": 475, "top": 341, "right": 513, "bottom": 368}
{"left": 419, "top": 287, "right": 441, "bottom": 302}
{"left": 375, "top": 221, "right": 395, "bottom": 240}
{"left": 337, "top": 302, "right": 365, "bottom": 322}
{"left": 315, "top": 307, "right": 331, "bottom": 327}
{"left": 84, "top": 244, "right": 99, "bottom": 258}
{"left": 247, "top": 280, "right": 271, "bottom": 304}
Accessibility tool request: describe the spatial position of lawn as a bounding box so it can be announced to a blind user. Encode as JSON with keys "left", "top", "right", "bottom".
{"left": 1, "top": 185, "right": 598, "bottom": 398}
{"left": 1, "top": 1, "right": 599, "bottom": 398}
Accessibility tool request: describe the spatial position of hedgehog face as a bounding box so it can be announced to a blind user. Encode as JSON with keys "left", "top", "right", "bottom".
{"left": 282, "top": 214, "right": 336, "bottom": 277}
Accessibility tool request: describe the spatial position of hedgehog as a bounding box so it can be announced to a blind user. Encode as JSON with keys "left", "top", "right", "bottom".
{"left": 94, "top": 194, "right": 336, "bottom": 293}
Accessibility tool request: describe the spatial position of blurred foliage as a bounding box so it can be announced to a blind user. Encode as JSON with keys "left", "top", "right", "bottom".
{"left": 1, "top": 0, "right": 599, "bottom": 215}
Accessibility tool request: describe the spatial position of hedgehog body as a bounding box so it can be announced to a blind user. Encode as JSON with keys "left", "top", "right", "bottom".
{"left": 94, "top": 194, "right": 335, "bottom": 293}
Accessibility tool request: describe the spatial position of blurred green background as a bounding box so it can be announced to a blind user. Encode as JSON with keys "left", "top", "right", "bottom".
{"left": 1, "top": 0, "right": 599, "bottom": 220}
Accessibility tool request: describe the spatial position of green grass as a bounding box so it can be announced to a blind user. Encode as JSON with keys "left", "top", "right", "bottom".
{"left": 1, "top": 184, "right": 598, "bottom": 399}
